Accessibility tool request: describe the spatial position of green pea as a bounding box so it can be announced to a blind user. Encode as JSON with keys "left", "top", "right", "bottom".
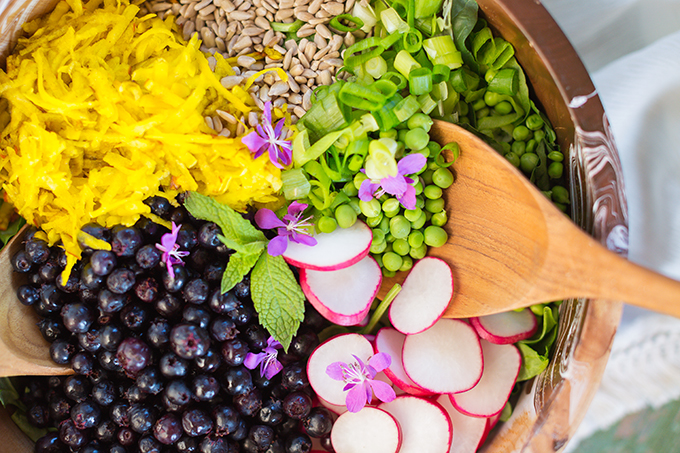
{"left": 425, "top": 198, "right": 445, "bottom": 213}
{"left": 404, "top": 207, "right": 422, "bottom": 223}
{"left": 548, "top": 151, "right": 564, "bottom": 162}
{"left": 472, "top": 98, "right": 486, "bottom": 111}
{"left": 431, "top": 210, "right": 447, "bottom": 227}
{"left": 554, "top": 202, "right": 567, "bottom": 212}
{"left": 483, "top": 90, "right": 501, "bottom": 107}
{"left": 360, "top": 198, "right": 382, "bottom": 218}
{"left": 407, "top": 113, "right": 433, "bottom": 132}
{"left": 405, "top": 128, "right": 430, "bottom": 151}
{"left": 342, "top": 181, "right": 359, "bottom": 197}
{"left": 372, "top": 228, "right": 386, "bottom": 244}
{"left": 349, "top": 199, "right": 362, "bottom": 215}
{"left": 415, "top": 196, "right": 425, "bottom": 210}
{"left": 432, "top": 167, "right": 454, "bottom": 189}
{"left": 476, "top": 107, "right": 490, "bottom": 119}
{"left": 335, "top": 204, "right": 357, "bottom": 229}
{"left": 551, "top": 185, "right": 570, "bottom": 204}
{"left": 458, "top": 100, "right": 469, "bottom": 116}
{"left": 382, "top": 269, "right": 396, "bottom": 278}
{"left": 317, "top": 216, "right": 337, "bottom": 233}
{"left": 421, "top": 169, "right": 434, "bottom": 185}
{"left": 413, "top": 180, "right": 423, "bottom": 195}
{"left": 512, "top": 125, "right": 531, "bottom": 141}
{"left": 424, "top": 185, "right": 442, "bottom": 200}
{"left": 548, "top": 162, "right": 564, "bottom": 179}
{"left": 533, "top": 130, "right": 545, "bottom": 143}
{"left": 380, "top": 129, "right": 398, "bottom": 140}
{"left": 409, "top": 242, "right": 427, "bottom": 260}
{"left": 408, "top": 230, "right": 424, "bottom": 248}
{"left": 347, "top": 154, "right": 365, "bottom": 172}
{"left": 530, "top": 303, "right": 546, "bottom": 316}
{"left": 382, "top": 252, "right": 403, "bottom": 272}
{"left": 424, "top": 225, "right": 448, "bottom": 247}
{"left": 511, "top": 140, "right": 526, "bottom": 157}
{"left": 398, "top": 128, "right": 409, "bottom": 143}
{"left": 373, "top": 253, "right": 383, "bottom": 268}
{"left": 399, "top": 255, "right": 414, "bottom": 272}
{"left": 494, "top": 101, "right": 513, "bottom": 115}
{"left": 413, "top": 147, "right": 429, "bottom": 159}
{"left": 370, "top": 239, "right": 387, "bottom": 254}
{"left": 520, "top": 152, "right": 539, "bottom": 173}
{"left": 353, "top": 172, "right": 368, "bottom": 190}
{"left": 525, "top": 139, "right": 537, "bottom": 154}
{"left": 424, "top": 210, "right": 432, "bottom": 222}
{"left": 382, "top": 198, "right": 401, "bottom": 218}
{"left": 385, "top": 233, "right": 395, "bottom": 243}
{"left": 379, "top": 216, "right": 390, "bottom": 234}
{"left": 526, "top": 113, "right": 544, "bottom": 130}
{"left": 366, "top": 212, "right": 383, "bottom": 227}
{"left": 389, "top": 215, "right": 411, "bottom": 239}
{"left": 505, "top": 151, "right": 520, "bottom": 168}
{"left": 392, "top": 239, "right": 410, "bottom": 256}
{"left": 412, "top": 211, "right": 427, "bottom": 229}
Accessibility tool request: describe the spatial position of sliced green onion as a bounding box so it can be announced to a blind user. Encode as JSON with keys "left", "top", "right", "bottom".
{"left": 394, "top": 95, "right": 421, "bottom": 122}
{"left": 436, "top": 142, "right": 460, "bottom": 167}
{"left": 449, "top": 67, "right": 480, "bottom": 93}
{"left": 300, "top": 92, "right": 350, "bottom": 142}
{"left": 408, "top": 67, "right": 433, "bottom": 96}
{"left": 270, "top": 19, "right": 304, "bottom": 33}
{"left": 394, "top": 50, "right": 421, "bottom": 78}
{"left": 430, "top": 81, "right": 448, "bottom": 101}
{"left": 344, "top": 37, "right": 384, "bottom": 69}
{"left": 381, "top": 71, "right": 407, "bottom": 91}
{"left": 373, "top": 94, "right": 403, "bottom": 131}
{"left": 476, "top": 111, "right": 522, "bottom": 131}
{"left": 402, "top": 28, "right": 423, "bottom": 54}
{"left": 414, "top": 16, "right": 435, "bottom": 37}
{"left": 329, "top": 14, "right": 364, "bottom": 33}
{"left": 380, "top": 32, "right": 403, "bottom": 50}
{"left": 281, "top": 168, "right": 311, "bottom": 200}
{"left": 374, "top": 79, "right": 398, "bottom": 98}
{"left": 389, "top": 0, "right": 409, "bottom": 20}
{"left": 432, "top": 64, "right": 450, "bottom": 84}
{"left": 423, "top": 35, "right": 456, "bottom": 60}
{"left": 352, "top": 1, "right": 378, "bottom": 33}
{"left": 365, "top": 55, "right": 388, "bottom": 78}
{"left": 380, "top": 7, "right": 409, "bottom": 34}
{"left": 487, "top": 68, "right": 519, "bottom": 96}
{"left": 415, "top": 0, "right": 443, "bottom": 19}
{"left": 417, "top": 93, "right": 437, "bottom": 114}
{"left": 407, "top": 0, "right": 415, "bottom": 27}
{"left": 338, "top": 82, "right": 387, "bottom": 111}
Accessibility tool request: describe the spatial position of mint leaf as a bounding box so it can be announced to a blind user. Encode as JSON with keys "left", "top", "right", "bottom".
{"left": 251, "top": 253, "right": 305, "bottom": 351}
{"left": 0, "top": 377, "right": 22, "bottom": 409}
{"left": 184, "top": 192, "right": 266, "bottom": 244}
{"left": 221, "top": 245, "right": 265, "bottom": 293}
{"left": 11, "top": 411, "right": 49, "bottom": 442}
{"left": 516, "top": 343, "right": 549, "bottom": 382}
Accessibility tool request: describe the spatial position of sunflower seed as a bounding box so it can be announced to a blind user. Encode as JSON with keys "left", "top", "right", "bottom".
{"left": 302, "top": 89, "right": 313, "bottom": 109}
{"left": 233, "top": 35, "right": 253, "bottom": 51}
{"left": 194, "top": 0, "right": 212, "bottom": 10}
{"left": 289, "top": 64, "right": 304, "bottom": 77}
{"left": 212, "top": 115, "right": 224, "bottom": 132}
{"left": 219, "top": 129, "right": 232, "bottom": 137}
{"left": 315, "top": 23, "right": 332, "bottom": 39}
{"left": 221, "top": 75, "right": 244, "bottom": 88}
{"left": 304, "top": 43, "right": 317, "bottom": 61}
{"left": 296, "top": 11, "right": 314, "bottom": 21}
{"left": 313, "top": 33, "right": 326, "bottom": 49}
{"left": 288, "top": 93, "right": 302, "bottom": 105}
{"left": 287, "top": 77, "right": 300, "bottom": 93}
{"left": 301, "top": 68, "right": 317, "bottom": 78}
{"left": 237, "top": 55, "right": 257, "bottom": 68}
{"left": 297, "top": 23, "right": 316, "bottom": 38}
{"left": 273, "top": 98, "right": 287, "bottom": 109}
{"left": 205, "top": 116, "right": 215, "bottom": 130}
{"left": 293, "top": 106, "right": 306, "bottom": 117}
{"left": 152, "top": 2, "right": 173, "bottom": 11}
{"left": 307, "top": 0, "right": 323, "bottom": 14}
{"left": 217, "top": 109, "right": 238, "bottom": 124}
{"left": 255, "top": 16, "right": 271, "bottom": 29}
{"left": 229, "top": 10, "right": 254, "bottom": 20}
{"left": 275, "top": 8, "right": 294, "bottom": 20}
{"left": 298, "top": 51, "right": 310, "bottom": 68}
{"left": 248, "top": 111, "right": 259, "bottom": 127}
{"left": 283, "top": 48, "right": 294, "bottom": 70}
{"left": 269, "top": 80, "right": 290, "bottom": 96}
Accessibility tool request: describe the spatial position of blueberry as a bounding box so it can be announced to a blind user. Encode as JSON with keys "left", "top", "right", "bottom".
{"left": 48, "top": 394, "right": 71, "bottom": 422}
{"left": 139, "top": 434, "right": 164, "bottom": 453}
{"left": 163, "top": 264, "right": 188, "bottom": 292}
{"left": 248, "top": 425, "right": 275, "bottom": 451}
{"left": 243, "top": 324, "right": 268, "bottom": 351}
{"left": 233, "top": 388, "right": 263, "bottom": 417}
{"left": 153, "top": 413, "right": 182, "bottom": 445}
{"left": 11, "top": 249, "right": 33, "bottom": 273}
{"left": 110, "top": 400, "right": 130, "bottom": 426}
{"left": 183, "top": 278, "right": 209, "bottom": 304}
{"left": 126, "top": 384, "right": 148, "bottom": 403}
{"left": 183, "top": 305, "right": 211, "bottom": 330}
{"left": 203, "top": 261, "right": 226, "bottom": 282}
{"left": 228, "top": 418, "right": 248, "bottom": 441}
{"left": 223, "top": 366, "right": 253, "bottom": 396}
{"left": 170, "top": 323, "right": 210, "bottom": 359}
{"left": 59, "top": 419, "right": 89, "bottom": 449}
{"left": 280, "top": 362, "right": 309, "bottom": 392}
{"left": 136, "top": 217, "right": 164, "bottom": 241}
{"left": 198, "top": 222, "right": 222, "bottom": 248}
{"left": 116, "top": 337, "right": 151, "bottom": 377}
{"left": 258, "top": 398, "right": 285, "bottom": 426}
{"left": 176, "top": 224, "right": 198, "bottom": 251}
{"left": 136, "top": 244, "right": 163, "bottom": 269}
{"left": 98, "top": 349, "right": 122, "bottom": 372}
{"left": 193, "top": 347, "right": 222, "bottom": 374}
{"left": 34, "top": 432, "right": 61, "bottom": 453}
{"left": 208, "top": 289, "right": 238, "bottom": 314}
{"left": 285, "top": 433, "right": 312, "bottom": 453}
{"left": 181, "top": 408, "right": 213, "bottom": 437}
{"left": 144, "top": 196, "right": 172, "bottom": 218}
{"left": 159, "top": 352, "right": 189, "bottom": 379}
{"left": 282, "top": 391, "right": 312, "bottom": 420}
{"left": 80, "top": 223, "right": 112, "bottom": 246}
{"left": 90, "top": 249, "right": 117, "bottom": 275}
{"left": 176, "top": 436, "right": 199, "bottom": 453}
{"left": 25, "top": 238, "right": 51, "bottom": 264}
{"left": 221, "top": 338, "right": 250, "bottom": 367}
{"left": 200, "top": 435, "right": 231, "bottom": 453}
{"left": 100, "top": 323, "right": 124, "bottom": 350}
{"left": 40, "top": 318, "right": 65, "bottom": 343}
{"left": 63, "top": 375, "right": 91, "bottom": 402}
{"left": 92, "top": 379, "right": 116, "bottom": 406}
{"left": 38, "top": 261, "right": 60, "bottom": 282}
{"left": 120, "top": 303, "right": 150, "bottom": 331}
{"left": 289, "top": 331, "right": 319, "bottom": 359}
{"left": 128, "top": 403, "right": 157, "bottom": 434}
{"left": 212, "top": 405, "right": 240, "bottom": 436}
{"left": 26, "top": 403, "right": 49, "bottom": 428}
{"left": 147, "top": 317, "right": 171, "bottom": 348}
{"left": 191, "top": 374, "right": 220, "bottom": 401}
{"left": 234, "top": 277, "right": 251, "bottom": 299}
{"left": 96, "top": 420, "right": 117, "bottom": 443}
{"left": 40, "top": 283, "right": 62, "bottom": 309}
{"left": 112, "top": 226, "right": 143, "bottom": 257}
{"left": 49, "top": 339, "right": 75, "bottom": 364}
{"left": 302, "top": 407, "right": 333, "bottom": 438}
{"left": 107, "top": 267, "right": 136, "bottom": 294}
{"left": 164, "top": 380, "right": 193, "bottom": 407}
{"left": 135, "top": 276, "right": 159, "bottom": 303}
{"left": 155, "top": 292, "right": 183, "bottom": 318}
{"left": 209, "top": 317, "right": 238, "bottom": 342}
{"left": 80, "top": 262, "right": 104, "bottom": 289}
{"left": 71, "top": 399, "right": 102, "bottom": 429}
{"left": 117, "top": 426, "right": 138, "bottom": 446}
{"left": 70, "top": 351, "right": 95, "bottom": 375}
{"left": 136, "top": 367, "right": 164, "bottom": 395}
{"left": 98, "top": 288, "right": 129, "bottom": 313}
{"left": 55, "top": 271, "right": 79, "bottom": 293}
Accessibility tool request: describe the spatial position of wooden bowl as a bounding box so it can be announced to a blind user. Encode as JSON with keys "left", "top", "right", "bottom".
{"left": 0, "top": 0, "right": 627, "bottom": 450}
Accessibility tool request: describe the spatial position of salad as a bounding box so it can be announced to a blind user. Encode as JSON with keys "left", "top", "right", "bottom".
{"left": 0, "top": 0, "right": 567, "bottom": 451}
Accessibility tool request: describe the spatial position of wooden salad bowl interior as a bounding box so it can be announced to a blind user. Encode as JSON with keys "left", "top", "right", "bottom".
{"left": 0, "top": 0, "right": 627, "bottom": 451}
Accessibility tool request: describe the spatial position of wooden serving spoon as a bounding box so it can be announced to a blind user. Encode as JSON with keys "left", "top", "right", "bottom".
{"left": 381, "top": 120, "right": 680, "bottom": 319}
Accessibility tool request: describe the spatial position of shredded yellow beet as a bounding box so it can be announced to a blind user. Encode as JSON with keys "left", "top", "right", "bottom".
{"left": 0, "top": 0, "right": 283, "bottom": 279}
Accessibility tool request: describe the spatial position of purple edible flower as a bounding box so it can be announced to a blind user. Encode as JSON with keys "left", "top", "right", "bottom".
{"left": 254, "top": 201, "right": 317, "bottom": 256}
{"left": 326, "top": 353, "right": 396, "bottom": 413}
{"left": 358, "top": 153, "right": 426, "bottom": 210}
{"left": 241, "top": 101, "right": 293, "bottom": 169}
{"left": 244, "top": 336, "right": 283, "bottom": 379}
{"left": 155, "top": 222, "right": 189, "bottom": 279}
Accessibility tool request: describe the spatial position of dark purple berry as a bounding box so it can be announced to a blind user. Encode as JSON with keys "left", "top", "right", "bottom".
{"left": 100, "top": 323, "right": 124, "bottom": 350}
{"left": 70, "top": 351, "right": 95, "bottom": 375}
{"left": 289, "top": 331, "right": 319, "bottom": 359}
{"left": 135, "top": 276, "right": 159, "bottom": 303}
{"left": 117, "top": 337, "right": 151, "bottom": 377}
{"left": 59, "top": 419, "right": 89, "bottom": 449}
{"left": 63, "top": 375, "right": 91, "bottom": 402}
{"left": 280, "top": 362, "right": 309, "bottom": 392}
{"left": 181, "top": 408, "right": 213, "bottom": 437}
{"left": 128, "top": 403, "right": 157, "bottom": 433}
{"left": 90, "top": 249, "right": 117, "bottom": 275}
{"left": 80, "top": 262, "right": 104, "bottom": 289}
{"left": 96, "top": 419, "right": 117, "bottom": 443}
{"left": 194, "top": 347, "right": 222, "bottom": 373}
{"left": 285, "top": 433, "right": 312, "bottom": 453}
{"left": 155, "top": 292, "right": 183, "bottom": 318}
{"left": 144, "top": 196, "right": 172, "bottom": 218}
{"left": 49, "top": 339, "right": 75, "bottom": 364}
{"left": 163, "top": 264, "right": 188, "bottom": 292}
{"left": 170, "top": 323, "right": 210, "bottom": 359}
{"left": 198, "top": 223, "right": 222, "bottom": 248}
{"left": 107, "top": 268, "right": 137, "bottom": 294}
{"left": 112, "top": 226, "right": 143, "bottom": 257}
{"left": 125, "top": 384, "right": 148, "bottom": 403}
{"left": 223, "top": 366, "right": 253, "bottom": 396}
{"left": 183, "top": 278, "right": 209, "bottom": 304}
{"left": 25, "top": 238, "right": 51, "bottom": 264}
{"left": 208, "top": 289, "right": 238, "bottom": 314}
{"left": 139, "top": 435, "right": 163, "bottom": 453}
{"left": 247, "top": 425, "right": 275, "bottom": 451}
{"left": 209, "top": 317, "right": 238, "bottom": 342}
{"left": 302, "top": 407, "right": 333, "bottom": 438}
{"left": 27, "top": 403, "right": 49, "bottom": 428}
{"left": 117, "top": 426, "right": 138, "bottom": 446}
{"left": 71, "top": 399, "right": 102, "bottom": 429}
{"left": 221, "top": 338, "right": 249, "bottom": 367}
{"left": 243, "top": 324, "right": 268, "bottom": 351}
{"left": 233, "top": 389, "right": 262, "bottom": 417}
{"left": 147, "top": 317, "right": 171, "bottom": 348}
{"left": 192, "top": 374, "right": 220, "bottom": 401}
{"left": 200, "top": 435, "right": 231, "bottom": 453}
{"left": 16, "top": 284, "right": 39, "bottom": 305}
{"left": 258, "top": 399, "right": 284, "bottom": 426}
{"left": 61, "top": 302, "right": 94, "bottom": 333}
{"left": 183, "top": 305, "right": 211, "bottom": 330}
{"left": 40, "top": 320, "right": 66, "bottom": 343}
{"left": 153, "top": 413, "right": 182, "bottom": 445}
{"left": 34, "top": 432, "right": 62, "bottom": 453}
{"left": 98, "top": 288, "right": 129, "bottom": 313}
{"left": 159, "top": 352, "right": 189, "bottom": 378}
{"left": 110, "top": 400, "right": 130, "bottom": 426}
{"left": 203, "top": 262, "right": 226, "bottom": 281}
{"left": 176, "top": 436, "right": 199, "bottom": 453}
{"left": 11, "top": 249, "right": 33, "bottom": 273}
{"left": 282, "top": 391, "right": 312, "bottom": 420}
{"left": 136, "top": 367, "right": 164, "bottom": 394}
{"left": 38, "top": 261, "right": 60, "bottom": 282}
{"left": 213, "top": 405, "right": 240, "bottom": 436}
{"left": 176, "top": 224, "right": 198, "bottom": 251}
{"left": 120, "top": 303, "right": 150, "bottom": 331}
{"left": 136, "top": 244, "right": 163, "bottom": 269}
{"left": 92, "top": 380, "right": 116, "bottom": 406}
{"left": 48, "top": 394, "right": 71, "bottom": 422}
{"left": 164, "top": 380, "right": 193, "bottom": 407}
{"left": 98, "top": 349, "right": 122, "bottom": 372}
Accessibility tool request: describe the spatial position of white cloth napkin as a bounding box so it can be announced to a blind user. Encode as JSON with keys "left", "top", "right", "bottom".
{"left": 540, "top": 0, "right": 680, "bottom": 448}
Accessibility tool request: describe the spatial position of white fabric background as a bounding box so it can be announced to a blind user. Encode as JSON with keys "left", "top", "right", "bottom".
{"left": 539, "top": 0, "right": 680, "bottom": 448}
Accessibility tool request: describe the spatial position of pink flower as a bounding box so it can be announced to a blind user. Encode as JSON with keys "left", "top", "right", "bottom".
{"left": 326, "top": 353, "right": 396, "bottom": 413}
{"left": 358, "top": 153, "right": 426, "bottom": 210}
{"left": 241, "top": 101, "right": 293, "bottom": 169}
{"left": 155, "top": 222, "right": 189, "bottom": 279}
{"left": 244, "top": 336, "right": 283, "bottom": 380}
{"left": 254, "top": 201, "right": 317, "bottom": 256}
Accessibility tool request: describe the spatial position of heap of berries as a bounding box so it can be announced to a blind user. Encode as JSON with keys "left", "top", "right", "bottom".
{"left": 11, "top": 195, "right": 335, "bottom": 453}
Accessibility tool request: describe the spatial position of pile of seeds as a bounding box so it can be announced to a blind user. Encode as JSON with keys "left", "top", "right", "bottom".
{"left": 140, "top": 0, "right": 367, "bottom": 124}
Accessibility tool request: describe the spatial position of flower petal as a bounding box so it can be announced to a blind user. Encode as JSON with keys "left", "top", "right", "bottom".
{"left": 287, "top": 201, "right": 308, "bottom": 217}
{"left": 264, "top": 359, "right": 284, "bottom": 380}
{"left": 268, "top": 144, "right": 285, "bottom": 169}
{"left": 326, "top": 362, "right": 346, "bottom": 381}
{"left": 380, "top": 174, "right": 408, "bottom": 197}
{"left": 255, "top": 209, "right": 286, "bottom": 230}
{"left": 267, "top": 235, "right": 289, "bottom": 256}
{"left": 397, "top": 184, "right": 417, "bottom": 210}
{"left": 242, "top": 130, "right": 269, "bottom": 154}
{"left": 290, "top": 232, "right": 317, "bottom": 247}
{"left": 358, "top": 179, "right": 378, "bottom": 202}
{"left": 263, "top": 101, "right": 273, "bottom": 125}
{"left": 244, "top": 352, "right": 264, "bottom": 370}
{"left": 345, "top": 383, "right": 368, "bottom": 413}
{"left": 274, "top": 117, "right": 286, "bottom": 137}
{"left": 267, "top": 337, "right": 282, "bottom": 349}
{"left": 368, "top": 352, "right": 392, "bottom": 372}
{"left": 397, "top": 153, "right": 427, "bottom": 176}
{"left": 370, "top": 379, "right": 397, "bottom": 403}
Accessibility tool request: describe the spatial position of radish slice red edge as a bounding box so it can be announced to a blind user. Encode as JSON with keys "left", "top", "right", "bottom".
{"left": 388, "top": 256, "right": 454, "bottom": 335}
{"left": 379, "top": 395, "right": 452, "bottom": 453}
{"left": 282, "top": 220, "right": 372, "bottom": 271}
{"left": 300, "top": 255, "right": 382, "bottom": 326}
{"left": 437, "top": 395, "right": 487, "bottom": 453}
{"left": 330, "top": 407, "right": 402, "bottom": 453}
{"left": 469, "top": 308, "right": 538, "bottom": 344}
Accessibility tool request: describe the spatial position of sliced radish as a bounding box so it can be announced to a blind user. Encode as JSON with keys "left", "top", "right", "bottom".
{"left": 402, "top": 319, "right": 483, "bottom": 394}
{"left": 300, "top": 256, "right": 381, "bottom": 326}
{"left": 450, "top": 340, "right": 521, "bottom": 417}
{"left": 283, "top": 220, "right": 372, "bottom": 271}
{"left": 307, "top": 333, "right": 374, "bottom": 407}
{"left": 389, "top": 257, "right": 454, "bottom": 334}
{"left": 379, "top": 395, "right": 452, "bottom": 453}
{"left": 330, "top": 407, "right": 401, "bottom": 453}
{"left": 436, "top": 395, "right": 487, "bottom": 453}
{"left": 470, "top": 308, "right": 538, "bottom": 344}
{"left": 479, "top": 413, "right": 502, "bottom": 447}
{"left": 317, "top": 395, "right": 348, "bottom": 415}
{"left": 374, "top": 328, "right": 434, "bottom": 397}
